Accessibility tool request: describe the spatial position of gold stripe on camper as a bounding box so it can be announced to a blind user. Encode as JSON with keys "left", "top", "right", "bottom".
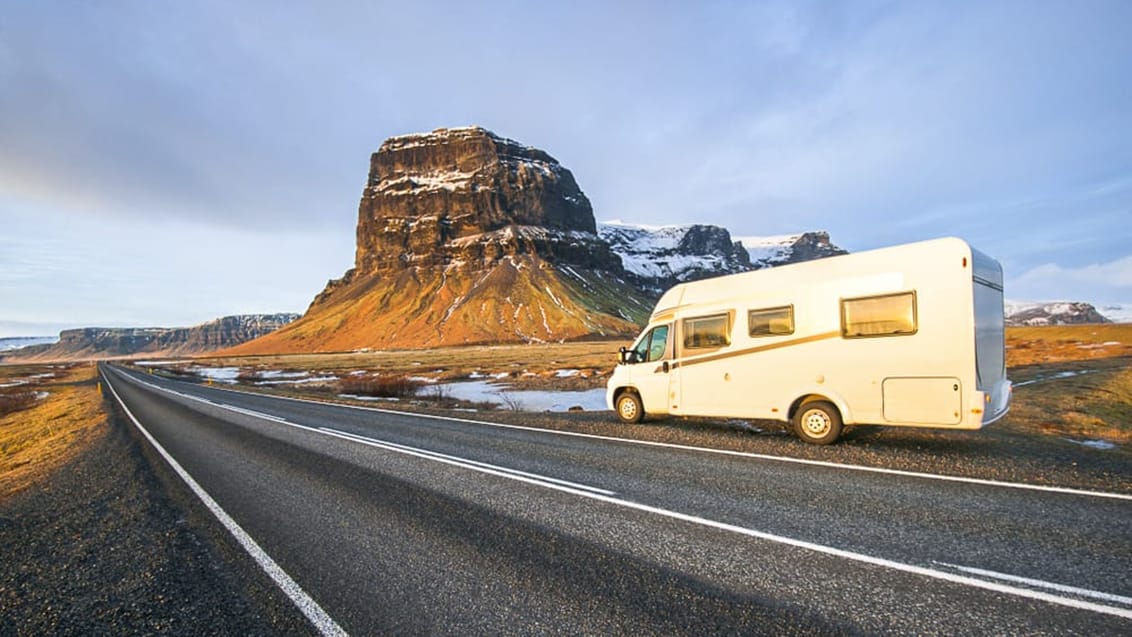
{"left": 671, "top": 331, "right": 842, "bottom": 370}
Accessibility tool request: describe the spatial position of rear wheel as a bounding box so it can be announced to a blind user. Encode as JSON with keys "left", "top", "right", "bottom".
{"left": 615, "top": 392, "right": 644, "bottom": 424}
{"left": 792, "top": 401, "right": 843, "bottom": 445}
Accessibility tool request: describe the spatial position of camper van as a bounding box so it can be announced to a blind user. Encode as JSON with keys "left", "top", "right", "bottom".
{"left": 606, "top": 237, "right": 1011, "bottom": 444}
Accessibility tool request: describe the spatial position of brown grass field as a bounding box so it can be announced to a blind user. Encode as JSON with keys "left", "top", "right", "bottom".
{"left": 0, "top": 364, "right": 106, "bottom": 500}
{"left": 1004, "top": 324, "right": 1132, "bottom": 444}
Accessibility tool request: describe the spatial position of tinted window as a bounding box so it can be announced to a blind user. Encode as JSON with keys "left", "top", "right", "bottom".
{"left": 647, "top": 325, "right": 669, "bottom": 361}
{"left": 683, "top": 313, "right": 731, "bottom": 349}
{"left": 630, "top": 324, "right": 670, "bottom": 363}
{"left": 841, "top": 292, "right": 917, "bottom": 337}
{"left": 749, "top": 306, "right": 794, "bottom": 337}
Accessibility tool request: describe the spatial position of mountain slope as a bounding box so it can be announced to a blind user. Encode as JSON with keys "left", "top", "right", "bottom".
{"left": 233, "top": 256, "right": 649, "bottom": 353}
{"left": 1, "top": 314, "right": 299, "bottom": 362}
{"left": 1004, "top": 301, "right": 1112, "bottom": 326}
{"left": 0, "top": 336, "right": 59, "bottom": 353}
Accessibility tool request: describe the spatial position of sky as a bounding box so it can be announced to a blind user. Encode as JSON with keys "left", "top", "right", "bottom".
{"left": 2, "top": 1, "right": 1130, "bottom": 337}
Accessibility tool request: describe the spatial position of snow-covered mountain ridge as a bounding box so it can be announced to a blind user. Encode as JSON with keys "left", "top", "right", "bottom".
{"left": 598, "top": 221, "right": 846, "bottom": 293}
{"left": 1005, "top": 301, "right": 1119, "bottom": 326}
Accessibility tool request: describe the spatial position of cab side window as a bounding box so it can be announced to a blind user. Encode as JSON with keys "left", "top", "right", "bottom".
{"left": 631, "top": 324, "right": 670, "bottom": 363}
{"left": 647, "top": 325, "right": 670, "bottom": 361}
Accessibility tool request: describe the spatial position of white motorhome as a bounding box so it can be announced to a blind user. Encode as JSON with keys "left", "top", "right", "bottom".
{"left": 606, "top": 237, "right": 1011, "bottom": 444}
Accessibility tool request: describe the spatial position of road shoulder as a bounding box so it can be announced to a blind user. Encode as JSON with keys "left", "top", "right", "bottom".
{"left": 0, "top": 397, "right": 316, "bottom": 636}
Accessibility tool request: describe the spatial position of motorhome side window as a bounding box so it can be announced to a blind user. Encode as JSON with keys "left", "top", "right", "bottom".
{"left": 630, "top": 324, "right": 670, "bottom": 363}
{"left": 841, "top": 292, "right": 917, "bottom": 337}
{"left": 683, "top": 313, "right": 731, "bottom": 349}
{"left": 748, "top": 305, "right": 794, "bottom": 337}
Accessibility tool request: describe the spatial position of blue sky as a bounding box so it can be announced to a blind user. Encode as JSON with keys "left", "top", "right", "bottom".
{"left": 2, "top": 1, "right": 1130, "bottom": 337}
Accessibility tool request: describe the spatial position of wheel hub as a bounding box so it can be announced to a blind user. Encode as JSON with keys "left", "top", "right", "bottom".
{"left": 620, "top": 399, "right": 637, "bottom": 419}
{"left": 802, "top": 409, "right": 831, "bottom": 436}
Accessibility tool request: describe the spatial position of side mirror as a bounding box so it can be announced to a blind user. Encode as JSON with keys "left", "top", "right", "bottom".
{"left": 619, "top": 346, "right": 630, "bottom": 364}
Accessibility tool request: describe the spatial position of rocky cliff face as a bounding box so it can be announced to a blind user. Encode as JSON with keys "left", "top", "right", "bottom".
{"left": 351, "top": 127, "right": 620, "bottom": 275}
{"left": 599, "top": 224, "right": 848, "bottom": 294}
{"left": 734, "top": 231, "right": 848, "bottom": 269}
{"left": 598, "top": 222, "right": 752, "bottom": 294}
{"left": 2, "top": 314, "right": 299, "bottom": 362}
{"left": 231, "top": 127, "right": 651, "bottom": 354}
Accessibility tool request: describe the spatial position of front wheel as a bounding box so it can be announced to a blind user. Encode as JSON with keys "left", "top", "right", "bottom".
{"left": 615, "top": 392, "right": 644, "bottom": 424}
{"left": 792, "top": 401, "right": 843, "bottom": 445}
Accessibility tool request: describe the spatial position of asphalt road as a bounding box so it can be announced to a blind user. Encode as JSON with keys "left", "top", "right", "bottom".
{"left": 100, "top": 364, "right": 1132, "bottom": 635}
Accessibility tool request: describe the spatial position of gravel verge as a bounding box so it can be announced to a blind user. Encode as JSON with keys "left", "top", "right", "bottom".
{"left": 0, "top": 397, "right": 317, "bottom": 636}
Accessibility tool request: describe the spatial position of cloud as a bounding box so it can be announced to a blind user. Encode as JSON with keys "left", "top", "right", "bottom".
{"left": 1010, "top": 255, "right": 1132, "bottom": 304}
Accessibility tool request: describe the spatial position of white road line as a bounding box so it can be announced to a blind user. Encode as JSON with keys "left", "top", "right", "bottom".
{"left": 120, "top": 370, "right": 614, "bottom": 497}
{"left": 182, "top": 372, "right": 1132, "bottom": 502}
{"left": 935, "top": 562, "right": 1132, "bottom": 606}
{"left": 100, "top": 369, "right": 349, "bottom": 637}
{"left": 117, "top": 367, "right": 1132, "bottom": 620}
{"left": 322, "top": 427, "right": 616, "bottom": 496}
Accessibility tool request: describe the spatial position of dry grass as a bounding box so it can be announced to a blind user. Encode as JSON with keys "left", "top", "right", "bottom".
{"left": 1002, "top": 324, "right": 1132, "bottom": 445}
{"left": 0, "top": 364, "right": 107, "bottom": 500}
{"left": 1007, "top": 324, "right": 1132, "bottom": 367}
{"left": 1004, "top": 360, "right": 1132, "bottom": 444}
{"left": 338, "top": 374, "right": 425, "bottom": 398}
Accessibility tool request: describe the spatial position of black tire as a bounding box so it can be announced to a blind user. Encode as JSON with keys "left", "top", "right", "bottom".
{"left": 615, "top": 392, "right": 644, "bottom": 424}
{"left": 792, "top": 400, "right": 843, "bottom": 445}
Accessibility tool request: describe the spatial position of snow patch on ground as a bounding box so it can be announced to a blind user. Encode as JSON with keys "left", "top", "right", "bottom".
{"left": 338, "top": 394, "right": 401, "bottom": 402}
{"left": 256, "top": 376, "right": 338, "bottom": 386}
{"left": 1013, "top": 370, "right": 1097, "bottom": 387}
{"left": 256, "top": 370, "right": 311, "bottom": 380}
{"left": 1065, "top": 438, "right": 1118, "bottom": 450}
{"left": 1078, "top": 342, "right": 1122, "bottom": 349}
{"left": 192, "top": 367, "right": 241, "bottom": 383}
{"left": 430, "top": 380, "right": 607, "bottom": 412}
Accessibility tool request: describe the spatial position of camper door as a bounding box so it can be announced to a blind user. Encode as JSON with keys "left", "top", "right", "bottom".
{"left": 625, "top": 323, "right": 674, "bottom": 415}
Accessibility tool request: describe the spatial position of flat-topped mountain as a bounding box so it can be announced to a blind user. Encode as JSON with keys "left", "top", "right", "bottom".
{"left": 226, "top": 127, "right": 652, "bottom": 354}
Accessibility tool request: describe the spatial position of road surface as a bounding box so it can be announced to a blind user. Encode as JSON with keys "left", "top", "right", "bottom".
{"left": 100, "top": 364, "right": 1132, "bottom": 635}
